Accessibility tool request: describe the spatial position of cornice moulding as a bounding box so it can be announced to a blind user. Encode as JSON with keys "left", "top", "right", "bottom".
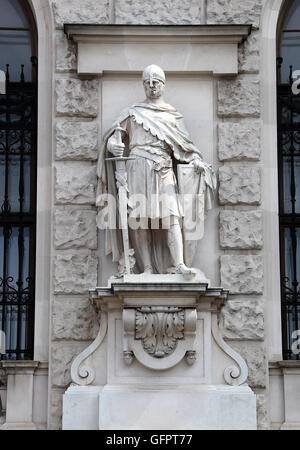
{"left": 64, "top": 24, "right": 251, "bottom": 42}
{"left": 64, "top": 24, "right": 252, "bottom": 76}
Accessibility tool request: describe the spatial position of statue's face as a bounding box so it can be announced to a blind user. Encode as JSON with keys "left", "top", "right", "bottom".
{"left": 143, "top": 78, "right": 165, "bottom": 99}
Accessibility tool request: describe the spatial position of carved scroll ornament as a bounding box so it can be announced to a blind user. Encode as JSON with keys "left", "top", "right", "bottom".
{"left": 70, "top": 311, "right": 108, "bottom": 386}
{"left": 135, "top": 306, "right": 185, "bottom": 358}
{"left": 211, "top": 313, "right": 248, "bottom": 386}
{"left": 123, "top": 306, "right": 197, "bottom": 370}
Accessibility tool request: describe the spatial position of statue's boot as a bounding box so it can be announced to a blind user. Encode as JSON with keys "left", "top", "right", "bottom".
{"left": 175, "top": 263, "right": 197, "bottom": 276}
{"left": 167, "top": 220, "right": 196, "bottom": 278}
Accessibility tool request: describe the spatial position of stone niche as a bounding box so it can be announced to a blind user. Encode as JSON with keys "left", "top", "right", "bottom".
{"left": 61, "top": 24, "right": 257, "bottom": 431}
{"left": 64, "top": 23, "right": 251, "bottom": 286}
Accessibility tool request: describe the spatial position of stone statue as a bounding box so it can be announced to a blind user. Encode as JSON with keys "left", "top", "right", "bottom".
{"left": 96, "top": 64, "right": 216, "bottom": 277}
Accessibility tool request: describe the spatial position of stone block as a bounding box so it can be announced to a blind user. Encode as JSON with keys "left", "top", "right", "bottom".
{"left": 0, "top": 366, "right": 6, "bottom": 388}
{"left": 54, "top": 207, "right": 97, "bottom": 250}
{"left": 219, "top": 210, "right": 263, "bottom": 249}
{"left": 230, "top": 341, "right": 267, "bottom": 388}
{"left": 207, "top": 0, "right": 262, "bottom": 29}
{"left": 220, "top": 299, "right": 264, "bottom": 340}
{"left": 256, "top": 393, "right": 269, "bottom": 430}
{"left": 98, "top": 384, "right": 257, "bottom": 430}
{"left": 51, "top": 342, "right": 89, "bottom": 388}
{"left": 56, "top": 120, "right": 98, "bottom": 161}
{"left": 218, "top": 122, "right": 261, "bottom": 161}
{"left": 51, "top": 0, "right": 109, "bottom": 28}
{"left": 48, "top": 389, "right": 63, "bottom": 430}
{"left": 238, "top": 30, "right": 260, "bottom": 74}
{"left": 115, "top": 0, "right": 201, "bottom": 24}
{"left": 55, "top": 78, "right": 98, "bottom": 117}
{"left": 55, "top": 163, "right": 96, "bottom": 205}
{"left": 218, "top": 79, "right": 260, "bottom": 117}
{"left": 52, "top": 297, "right": 98, "bottom": 341}
{"left": 218, "top": 165, "right": 261, "bottom": 205}
{"left": 56, "top": 31, "right": 77, "bottom": 72}
{"left": 220, "top": 255, "right": 264, "bottom": 294}
{"left": 53, "top": 253, "right": 98, "bottom": 294}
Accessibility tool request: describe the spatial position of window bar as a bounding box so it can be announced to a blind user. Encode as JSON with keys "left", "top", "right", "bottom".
{"left": 27, "top": 56, "right": 38, "bottom": 359}
{"left": 1, "top": 65, "right": 11, "bottom": 358}
{"left": 289, "top": 65, "right": 299, "bottom": 356}
{"left": 1, "top": 225, "right": 11, "bottom": 360}
{"left": 277, "top": 56, "right": 283, "bottom": 85}
{"left": 3, "top": 65, "right": 10, "bottom": 215}
{"left": 16, "top": 64, "right": 25, "bottom": 358}
{"left": 0, "top": 27, "right": 30, "bottom": 31}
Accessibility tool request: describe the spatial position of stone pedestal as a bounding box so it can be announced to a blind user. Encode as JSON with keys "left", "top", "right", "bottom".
{"left": 62, "top": 277, "right": 257, "bottom": 430}
{"left": 277, "top": 361, "right": 300, "bottom": 430}
{"left": 0, "top": 361, "right": 39, "bottom": 430}
{"left": 98, "top": 384, "right": 255, "bottom": 430}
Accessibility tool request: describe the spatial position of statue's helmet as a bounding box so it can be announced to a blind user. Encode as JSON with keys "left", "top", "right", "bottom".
{"left": 142, "top": 64, "right": 166, "bottom": 86}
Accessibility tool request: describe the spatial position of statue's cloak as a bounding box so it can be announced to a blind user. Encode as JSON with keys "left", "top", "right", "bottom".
{"left": 96, "top": 102, "right": 216, "bottom": 272}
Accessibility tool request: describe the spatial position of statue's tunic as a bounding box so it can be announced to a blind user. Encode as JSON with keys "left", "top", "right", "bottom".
{"left": 96, "top": 102, "right": 216, "bottom": 265}
{"left": 118, "top": 117, "right": 183, "bottom": 220}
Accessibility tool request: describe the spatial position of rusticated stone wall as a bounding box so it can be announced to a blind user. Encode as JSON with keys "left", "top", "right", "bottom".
{"left": 49, "top": 0, "right": 106, "bottom": 429}
{"left": 49, "top": 0, "right": 268, "bottom": 430}
{"left": 213, "top": 0, "right": 268, "bottom": 429}
{"left": 115, "top": 0, "right": 202, "bottom": 24}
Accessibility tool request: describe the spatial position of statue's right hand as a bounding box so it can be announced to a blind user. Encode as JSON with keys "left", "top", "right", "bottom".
{"left": 108, "top": 142, "right": 125, "bottom": 157}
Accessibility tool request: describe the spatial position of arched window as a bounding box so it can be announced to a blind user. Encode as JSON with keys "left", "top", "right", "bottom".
{"left": 277, "top": 0, "right": 300, "bottom": 360}
{"left": 0, "top": 0, "right": 37, "bottom": 360}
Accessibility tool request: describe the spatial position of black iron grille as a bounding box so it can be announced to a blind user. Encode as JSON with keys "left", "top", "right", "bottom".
{"left": 0, "top": 59, "right": 37, "bottom": 360}
{"left": 277, "top": 58, "right": 300, "bottom": 360}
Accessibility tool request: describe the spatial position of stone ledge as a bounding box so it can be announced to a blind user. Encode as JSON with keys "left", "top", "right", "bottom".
{"left": 1, "top": 361, "right": 39, "bottom": 375}
{"left": 275, "top": 360, "right": 300, "bottom": 368}
{"left": 64, "top": 24, "right": 251, "bottom": 76}
{"left": 0, "top": 421, "right": 37, "bottom": 430}
{"left": 65, "top": 24, "right": 252, "bottom": 41}
{"left": 90, "top": 279, "right": 228, "bottom": 300}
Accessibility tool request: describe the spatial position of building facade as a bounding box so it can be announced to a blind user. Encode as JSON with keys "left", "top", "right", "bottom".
{"left": 0, "top": 0, "right": 299, "bottom": 430}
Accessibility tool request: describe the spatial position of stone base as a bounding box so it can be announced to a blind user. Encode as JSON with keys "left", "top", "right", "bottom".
{"left": 63, "top": 385, "right": 103, "bottom": 430}
{"left": 280, "top": 422, "right": 300, "bottom": 430}
{"left": 98, "top": 384, "right": 256, "bottom": 430}
{"left": 108, "top": 270, "right": 210, "bottom": 286}
{"left": 62, "top": 384, "right": 256, "bottom": 430}
{"left": 0, "top": 421, "right": 37, "bottom": 430}
{"left": 65, "top": 282, "right": 256, "bottom": 430}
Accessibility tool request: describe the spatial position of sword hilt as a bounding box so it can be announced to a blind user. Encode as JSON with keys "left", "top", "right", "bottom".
{"left": 114, "top": 124, "right": 126, "bottom": 145}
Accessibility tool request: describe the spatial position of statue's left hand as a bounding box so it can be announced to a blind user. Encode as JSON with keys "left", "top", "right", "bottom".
{"left": 190, "top": 159, "right": 205, "bottom": 174}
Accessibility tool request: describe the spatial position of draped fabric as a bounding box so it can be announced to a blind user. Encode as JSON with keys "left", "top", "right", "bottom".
{"left": 96, "top": 102, "right": 216, "bottom": 269}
